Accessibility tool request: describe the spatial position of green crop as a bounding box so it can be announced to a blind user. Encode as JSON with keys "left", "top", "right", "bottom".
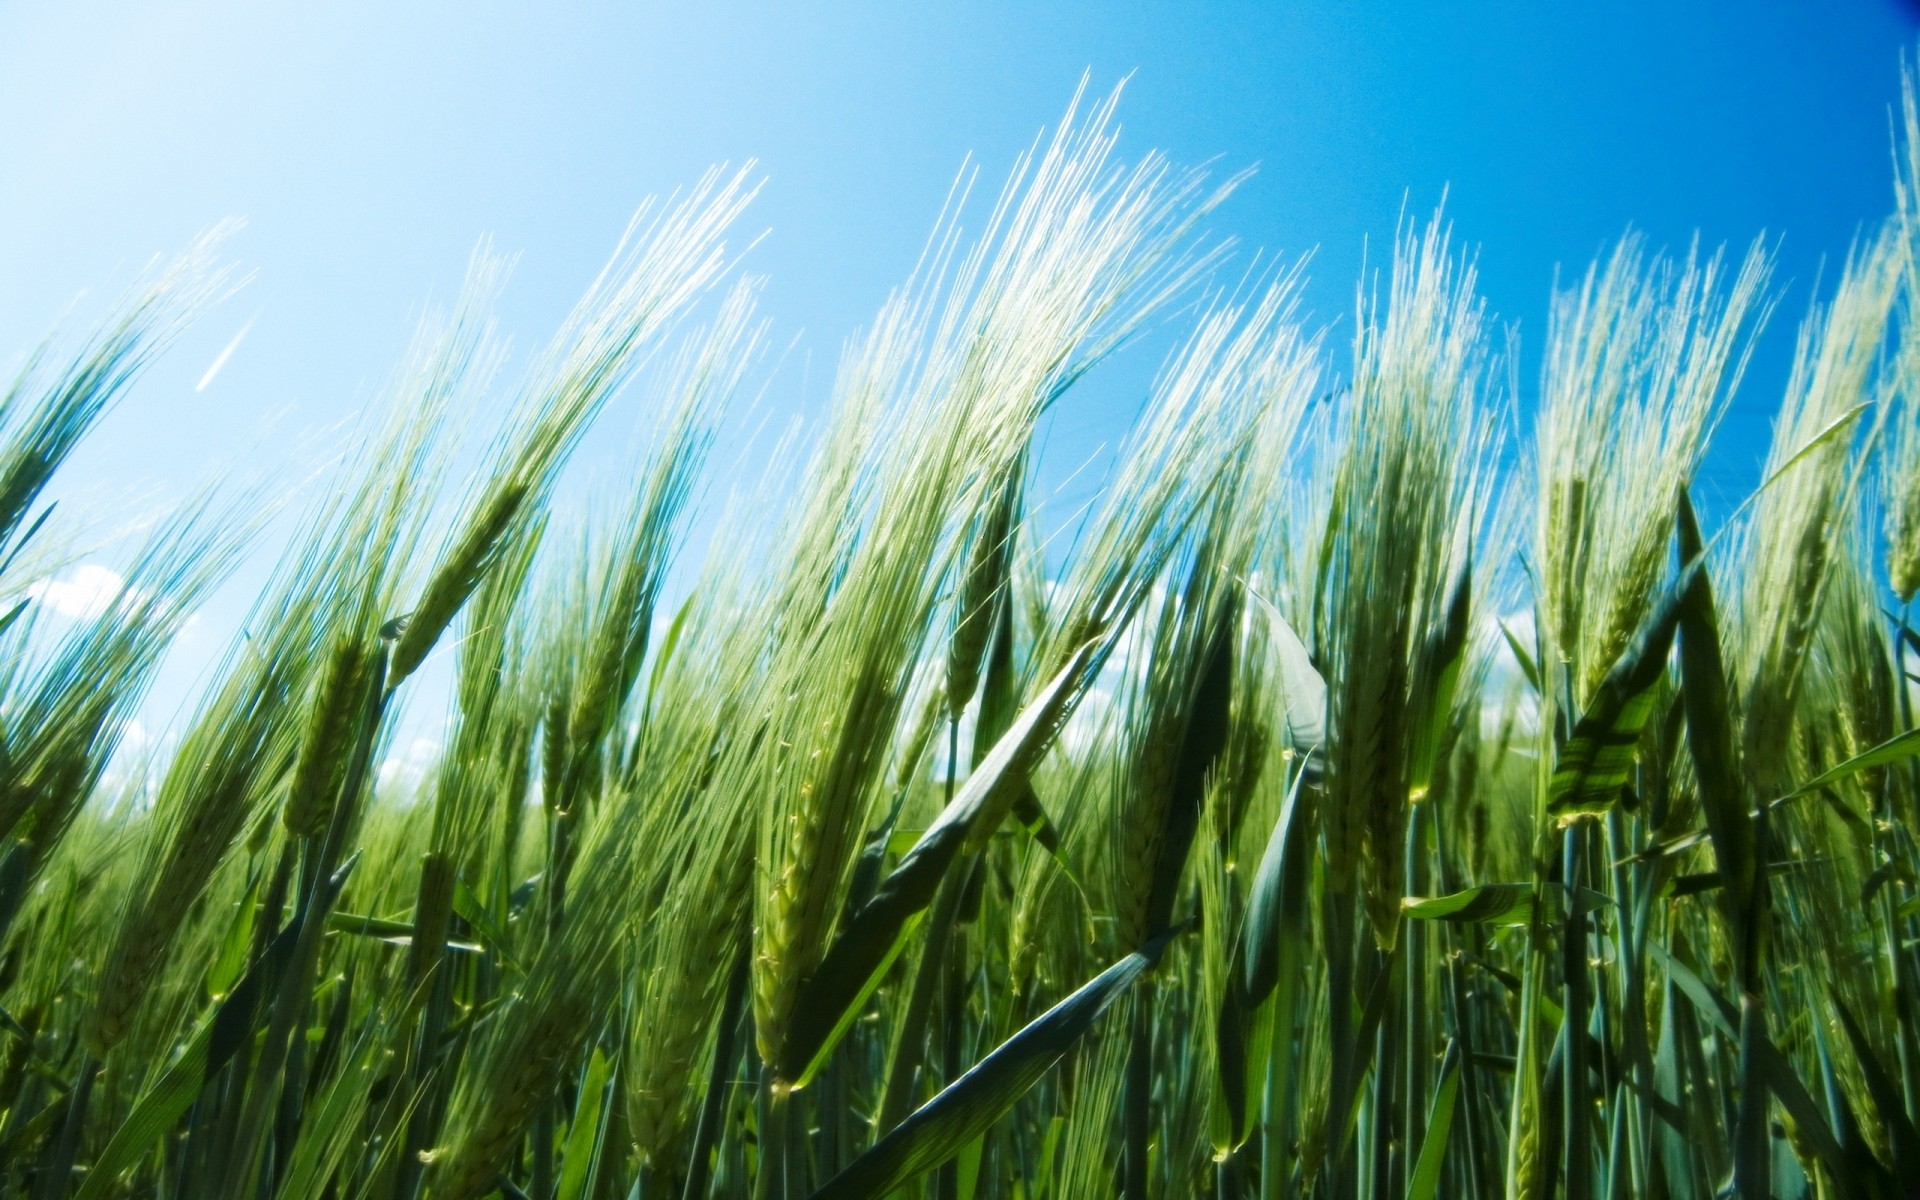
{"left": 4, "top": 79, "right": 1920, "bottom": 1200}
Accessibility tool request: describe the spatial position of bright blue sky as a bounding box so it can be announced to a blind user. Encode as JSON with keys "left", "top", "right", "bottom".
{"left": 1, "top": 1, "right": 1915, "bottom": 737}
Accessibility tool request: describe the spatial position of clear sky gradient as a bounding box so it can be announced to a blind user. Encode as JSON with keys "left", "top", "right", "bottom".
{"left": 1, "top": 1, "right": 1916, "bottom": 735}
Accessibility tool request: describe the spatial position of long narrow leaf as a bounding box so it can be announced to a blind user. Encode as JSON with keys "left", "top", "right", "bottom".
{"left": 1773, "top": 725, "right": 1920, "bottom": 805}
{"left": 1401, "top": 884, "right": 1606, "bottom": 926}
{"left": 74, "top": 860, "right": 355, "bottom": 1200}
{"left": 778, "top": 647, "right": 1093, "bottom": 1084}
{"left": 806, "top": 927, "right": 1180, "bottom": 1200}
{"left": 1547, "top": 561, "right": 1697, "bottom": 817}
{"left": 1409, "top": 1042, "right": 1462, "bottom": 1200}
{"left": 1646, "top": 940, "right": 1852, "bottom": 1190}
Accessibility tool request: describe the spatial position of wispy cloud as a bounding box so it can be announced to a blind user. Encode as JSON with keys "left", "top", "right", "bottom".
{"left": 196, "top": 316, "right": 255, "bottom": 392}
{"left": 27, "top": 563, "right": 137, "bottom": 620}
{"left": 379, "top": 735, "right": 444, "bottom": 794}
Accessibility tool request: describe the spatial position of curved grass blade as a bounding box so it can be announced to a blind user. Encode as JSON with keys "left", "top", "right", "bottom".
{"left": 1009, "top": 782, "right": 1084, "bottom": 895}
{"left": 1671, "top": 492, "right": 1770, "bottom": 1199}
{"left": 274, "top": 982, "right": 428, "bottom": 1200}
{"left": 1145, "top": 591, "right": 1236, "bottom": 938}
{"left": 555, "top": 1049, "right": 614, "bottom": 1200}
{"left": 1547, "top": 561, "right": 1697, "bottom": 817}
{"left": 1241, "top": 765, "right": 1313, "bottom": 1003}
{"left": 1806, "top": 992, "right": 1898, "bottom": 1194}
{"left": 1646, "top": 940, "right": 1854, "bottom": 1194}
{"left": 1409, "top": 1041, "right": 1462, "bottom": 1200}
{"left": 1245, "top": 584, "right": 1325, "bottom": 770}
{"left": 1773, "top": 725, "right": 1920, "bottom": 806}
{"left": 777, "top": 647, "right": 1093, "bottom": 1085}
{"left": 1410, "top": 564, "right": 1471, "bottom": 794}
{"left": 1671, "top": 473, "right": 1781, "bottom": 1200}
{"left": 1674, "top": 492, "right": 1750, "bottom": 918}
{"left": 1215, "top": 762, "right": 1312, "bottom": 1144}
{"left": 806, "top": 926, "right": 1181, "bottom": 1200}
{"left": 1498, "top": 618, "right": 1541, "bottom": 694}
{"left": 1401, "top": 883, "right": 1606, "bottom": 925}
{"left": 73, "top": 858, "right": 356, "bottom": 1200}
{"left": 1828, "top": 992, "right": 1920, "bottom": 1176}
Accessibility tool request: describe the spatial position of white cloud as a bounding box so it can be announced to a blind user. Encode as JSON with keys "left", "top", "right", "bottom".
{"left": 122, "top": 718, "right": 154, "bottom": 753}
{"left": 27, "top": 563, "right": 136, "bottom": 621}
{"left": 378, "top": 735, "right": 443, "bottom": 794}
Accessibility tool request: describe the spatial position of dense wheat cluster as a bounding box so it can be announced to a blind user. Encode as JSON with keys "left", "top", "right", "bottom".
{"left": 7, "top": 80, "right": 1920, "bottom": 1199}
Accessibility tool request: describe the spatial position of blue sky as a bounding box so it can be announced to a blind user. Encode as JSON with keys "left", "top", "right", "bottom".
{"left": 0, "top": 1, "right": 1915, "bottom": 734}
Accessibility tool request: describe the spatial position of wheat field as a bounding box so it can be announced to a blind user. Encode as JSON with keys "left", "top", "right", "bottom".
{"left": 2, "top": 78, "right": 1919, "bottom": 1199}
